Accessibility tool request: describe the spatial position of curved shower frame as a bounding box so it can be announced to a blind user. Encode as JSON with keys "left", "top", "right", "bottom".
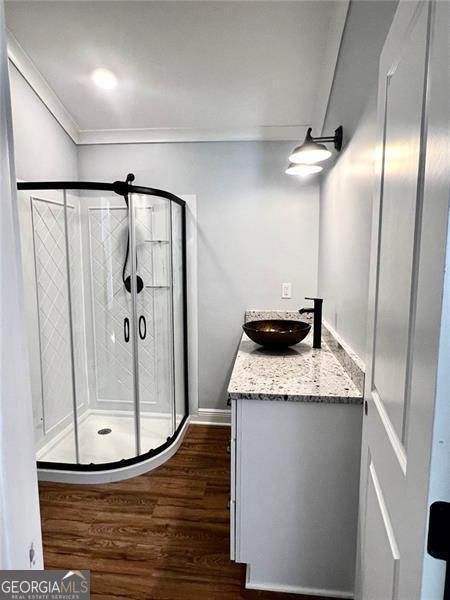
{"left": 17, "top": 175, "right": 189, "bottom": 479}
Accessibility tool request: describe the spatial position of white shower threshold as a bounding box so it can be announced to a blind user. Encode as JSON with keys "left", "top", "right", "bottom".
{"left": 37, "top": 409, "right": 189, "bottom": 484}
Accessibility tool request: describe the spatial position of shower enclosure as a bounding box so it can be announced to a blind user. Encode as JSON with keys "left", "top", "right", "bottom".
{"left": 17, "top": 175, "right": 188, "bottom": 476}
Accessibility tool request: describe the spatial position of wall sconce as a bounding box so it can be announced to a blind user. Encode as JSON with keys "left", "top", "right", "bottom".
{"left": 286, "top": 126, "right": 343, "bottom": 176}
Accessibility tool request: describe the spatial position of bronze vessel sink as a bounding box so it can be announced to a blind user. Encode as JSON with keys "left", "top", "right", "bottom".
{"left": 242, "top": 319, "right": 311, "bottom": 349}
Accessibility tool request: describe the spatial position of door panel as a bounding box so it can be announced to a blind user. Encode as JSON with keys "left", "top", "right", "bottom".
{"left": 373, "top": 6, "right": 428, "bottom": 445}
{"left": 362, "top": 460, "right": 400, "bottom": 600}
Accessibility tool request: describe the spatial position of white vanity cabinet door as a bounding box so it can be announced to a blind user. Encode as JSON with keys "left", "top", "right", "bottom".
{"left": 232, "top": 398, "right": 362, "bottom": 596}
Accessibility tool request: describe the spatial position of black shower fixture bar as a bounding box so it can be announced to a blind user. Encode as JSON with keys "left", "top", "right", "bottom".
{"left": 122, "top": 173, "right": 143, "bottom": 295}
{"left": 114, "top": 172, "right": 135, "bottom": 197}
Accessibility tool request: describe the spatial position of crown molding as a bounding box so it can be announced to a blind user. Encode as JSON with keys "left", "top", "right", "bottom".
{"left": 77, "top": 125, "right": 308, "bottom": 145}
{"left": 7, "top": 30, "right": 80, "bottom": 143}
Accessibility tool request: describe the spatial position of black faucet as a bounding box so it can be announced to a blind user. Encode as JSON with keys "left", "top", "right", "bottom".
{"left": 299, "top": 297, "right": 323, "bottom": 349}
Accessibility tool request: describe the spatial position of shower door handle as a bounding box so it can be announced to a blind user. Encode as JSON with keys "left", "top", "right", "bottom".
{"left": 124, "top": 317, "right": 130, "bottom": 343}
{"left": 139, "top": 316, "right": 147, "bottom": 340}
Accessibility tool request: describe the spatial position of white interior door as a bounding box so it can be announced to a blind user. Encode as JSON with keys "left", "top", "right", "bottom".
{"left": 356, "top": 2, "right": 449, "bottom": 599}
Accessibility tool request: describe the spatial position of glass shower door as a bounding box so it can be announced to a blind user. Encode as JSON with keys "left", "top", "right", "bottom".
{"left": 171, "top": 202, "right": 187, "bottom": 429}
{"left": 20, "top": 188, "right": 79, "bottom": 464}
{"left": 129, "top": 193, "right": 175, "bottom": 454}
{"left": 73, "top": 190, "right": 139, "bottom": 463}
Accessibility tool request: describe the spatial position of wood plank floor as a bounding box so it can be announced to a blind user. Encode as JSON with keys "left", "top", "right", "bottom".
{"left": 39, "top": 425, "right": 338, "bottom": 600}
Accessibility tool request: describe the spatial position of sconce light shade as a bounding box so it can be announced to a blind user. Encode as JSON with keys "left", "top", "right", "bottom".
{"left": 289, "top": 141, "right": 332, "bottom": 164}
{"left": 285, "top": 163, "right": 323, "bottom": 176}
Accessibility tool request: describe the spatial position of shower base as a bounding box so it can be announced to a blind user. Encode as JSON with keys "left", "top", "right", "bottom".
{"left": 37, "top": 410, "right": 177, "bottom": 465}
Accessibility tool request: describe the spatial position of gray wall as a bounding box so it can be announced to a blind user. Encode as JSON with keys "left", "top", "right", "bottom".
{"left": 78, "top": 142, "right": 319, "bottom": 409}
{"left": 318, "top": 0, "right": 397, "bottom": 361}
{"left": 9, "top": 63, "right": 78, "bottom": 180}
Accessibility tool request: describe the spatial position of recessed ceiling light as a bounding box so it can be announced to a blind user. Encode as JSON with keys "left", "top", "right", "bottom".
{"left": 91, "top": 68, "right": 117, "bottom": 90}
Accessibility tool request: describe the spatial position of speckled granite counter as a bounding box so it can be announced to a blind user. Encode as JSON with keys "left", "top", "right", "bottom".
{"left": 227, "top": 332, "right": 362, "bottom": 404}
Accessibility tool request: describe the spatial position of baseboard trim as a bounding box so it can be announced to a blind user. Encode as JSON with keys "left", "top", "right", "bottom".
{"left": 245, "top": 568, "right": 353, "bottom": 598}
{"left": 189, "top": 408, "right": 231, "bottom": 426}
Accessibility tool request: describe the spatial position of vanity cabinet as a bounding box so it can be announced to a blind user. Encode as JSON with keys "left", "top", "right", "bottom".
{"left": 230, "top": 398, "right": 362, "bottom": 596}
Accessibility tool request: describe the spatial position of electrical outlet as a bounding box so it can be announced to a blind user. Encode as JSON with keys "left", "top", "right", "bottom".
{"left": 281, "top": 282, "right": 292, "bottom": 299}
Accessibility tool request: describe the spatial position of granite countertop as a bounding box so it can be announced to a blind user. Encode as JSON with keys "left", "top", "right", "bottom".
{"left": 227, "top": 333, "right": 362, "bottom": 404}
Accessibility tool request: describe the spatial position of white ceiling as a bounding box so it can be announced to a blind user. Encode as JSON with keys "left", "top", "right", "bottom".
{"left": 5, "top": 1, "right": 349, "bottom": 144}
